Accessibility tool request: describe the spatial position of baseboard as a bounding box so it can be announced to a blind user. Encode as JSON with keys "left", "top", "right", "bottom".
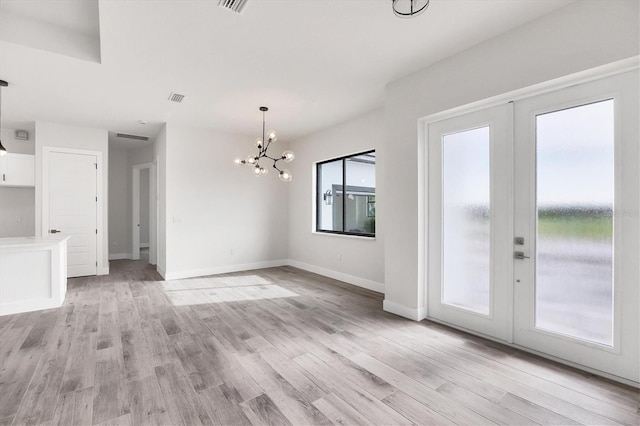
{"left": 163, "top": 259, "right": 289, "bottom": 281}
{"left": 383, "top": 299, "right": 426, "bottom": 321}
{"left": 1, "top": 297, "right": 64, "bottom": 316}
{"left": 140, "top": 243, "right": 149, "bottom": 248}
{"left": 288, "top": 259, "right": 384, "bottom": 294}
{"left": 157, "top": 264, "right": 167, "bottom": 279}
{"left": 98, "top": 265, "right": 109, "bottom": 275}
{"left": 109, "top": 253, "right": 132, "bottom": 260}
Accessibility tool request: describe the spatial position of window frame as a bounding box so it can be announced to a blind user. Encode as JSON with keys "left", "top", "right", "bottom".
{"left": 316, "top": 149, "right": 376, "bottom": 238}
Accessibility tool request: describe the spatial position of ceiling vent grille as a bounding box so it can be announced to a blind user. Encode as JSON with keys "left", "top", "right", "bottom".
{"left": 168, "top": 92, "right": 185, "bottom": 103}
{"left": 116, "top": 133, "right": 149, "bottom": 141}
{"left": 218, "top": 0, "right": 248, "bottom": 14}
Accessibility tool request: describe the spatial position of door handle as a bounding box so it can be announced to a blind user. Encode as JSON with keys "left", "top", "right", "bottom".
{"left": 50, "top": 229, "right": 61, "bottom": 234}
{"left": 514, "top": 251, "right": 530, "bottom": 260}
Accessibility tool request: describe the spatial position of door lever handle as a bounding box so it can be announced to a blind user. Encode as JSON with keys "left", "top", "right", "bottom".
{"left": 514, "top": 251, "right": 530, "bottom": 260}
{"left": 50, "top": 229, "right": 61, "bottom": 234}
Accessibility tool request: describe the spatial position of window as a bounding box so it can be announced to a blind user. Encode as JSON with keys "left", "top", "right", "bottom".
{"left": 316, "top": 151, "right": 376, "bottom": 237}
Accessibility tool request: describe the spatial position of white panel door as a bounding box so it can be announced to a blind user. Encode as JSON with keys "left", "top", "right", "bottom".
{"left": 48, "top": 152, "right": 97, "bottom": 277}
{"left": 427, "top": 104, "right": 513, "bottom": 341}
{"left": 513, "top": 71, "right": 639, "bottom": 382}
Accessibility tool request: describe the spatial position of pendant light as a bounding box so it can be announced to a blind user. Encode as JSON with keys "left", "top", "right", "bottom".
{"left": 0, "top": 80, "right": 8, "bottom": 156}
{"left": 392, "top": 0, "right": 430, "bottom": 18}
{"left": 234, "top": 106, "right": 294, "bottom": 182}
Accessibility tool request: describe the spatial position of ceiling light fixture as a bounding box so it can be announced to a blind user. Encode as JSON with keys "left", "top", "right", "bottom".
{"left": 234, "top": 106, "right": 294, "bottom": 182}
{"left": 0, "top": 80, "right": 8, "bottom": 156}
{"left": 392, "top": 0, "right": 430, "bottom": 18}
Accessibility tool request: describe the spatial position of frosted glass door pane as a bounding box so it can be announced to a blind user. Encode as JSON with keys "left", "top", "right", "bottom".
{"left": 536, "top": 100, "right": 614, "bottom": 346}
{"left": 442, "top": 127, "right": 491, "bottom": 314}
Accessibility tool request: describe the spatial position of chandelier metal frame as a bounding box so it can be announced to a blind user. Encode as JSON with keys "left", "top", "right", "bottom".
{"left": 392, "top": 0, "right": 430, "bottom": 18}
{"left": 234, "top": 106, "right": 294, "bottom": 181}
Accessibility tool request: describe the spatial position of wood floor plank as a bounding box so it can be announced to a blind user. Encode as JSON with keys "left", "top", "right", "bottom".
{"left": 155, "top": 363, "right": 213, "bottom": 425}
{"left": 127, "top": 375, "right": 172, "bottom": 426}
{"left": 1, "top": 261, "right": 636, "bottom": 426}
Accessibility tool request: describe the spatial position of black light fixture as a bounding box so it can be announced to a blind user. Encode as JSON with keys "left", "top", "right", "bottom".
{"left": 0, "top": 80, "right": 8, "bottom": 156}
{"left": 234, "top": 106, "right": 295, "bottom": 182}
{"left": 392, "top": 0, "right": 430, "bottom": 18}
{"left": 323, "top": 189, "right": 332, "bottom": 205}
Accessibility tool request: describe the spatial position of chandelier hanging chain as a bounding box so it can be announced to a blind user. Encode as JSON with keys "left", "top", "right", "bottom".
{"left": 234, "top": 106, "right": 294, "bottom": 181}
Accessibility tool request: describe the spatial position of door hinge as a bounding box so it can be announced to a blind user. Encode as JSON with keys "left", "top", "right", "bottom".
{"left": 96, "top": 261, "right": 98, "bottom": 266}
{"left": 96, "top": 196, "right": 98, "bottom": 202}
{"left": 95, "top": 163, "right": 97, "bottom": 169}
{"left": 96, "top": 229, "right": 97, "bottom": 234}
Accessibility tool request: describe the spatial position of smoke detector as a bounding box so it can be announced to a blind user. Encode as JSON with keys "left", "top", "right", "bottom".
{"left": 218, "top": 0, "right": 248, "bottom": 14}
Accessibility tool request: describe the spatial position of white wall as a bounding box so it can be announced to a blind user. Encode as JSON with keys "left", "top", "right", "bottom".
{"left": 288, "top": 109, "right": 384, "bottom": 292}
{"left": 383, "top": 0, "right": 640, "bottom": 319}
{"left": 35, "top": 121, "right": 109, "bottom": 274}
{"left": 0, "top": 126, "right": 35, "bottom": 237}
{"left": 108, "top": 146, "right": 129, "bottom": 258}
{"left": 140, "top": 168, "right": 149, "bottom": 245}
{"left": 153, "top": 125, "right": 167, "bottom": 275}
{"left": 162, "top": 124, "right": 289, "bottom": 279}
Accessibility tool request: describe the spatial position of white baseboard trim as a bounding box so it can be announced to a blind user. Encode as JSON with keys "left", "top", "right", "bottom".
{"left": 98, "top": 265, "right": 109, "bottom": 276}
{"left": 140, "top": 243, "right": 149, "bottom": 248}
{"left": 288, "top": 260, "right": 384, "bottom": 294}
{"left": 157, "top": 264, "right": 166, "bottom": 279}
{"left": 163, "top": 259, "right": 289, "bottom": 281}
{"left": 109, "top": 253, "right": 132, "bottom": 260}
{"left": 383, "top": 299, "right": 426, "bottom": 321}
{"left": 1, "top": 297, "right": 65, "bottom": 316}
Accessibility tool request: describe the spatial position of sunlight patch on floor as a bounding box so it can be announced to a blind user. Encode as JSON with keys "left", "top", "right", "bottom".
{"left": 163, "top": 274, "right": 299, "bottom": 306}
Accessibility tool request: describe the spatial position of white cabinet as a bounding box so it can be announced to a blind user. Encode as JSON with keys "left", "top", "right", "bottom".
{"left": 0, "top": 153, "right": 35, "bottom": 187}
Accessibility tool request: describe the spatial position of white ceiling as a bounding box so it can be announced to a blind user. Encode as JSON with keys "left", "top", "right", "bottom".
{"left": 0, "top": 0, "right": 574, "bottom": 146}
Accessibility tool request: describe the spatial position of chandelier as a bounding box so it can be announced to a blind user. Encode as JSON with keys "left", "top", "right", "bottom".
{"left": 234, "top": 106, "right": 294, "bottom": 182}
{"left": 392, "top": 0, "right": 430, "bottom": 18}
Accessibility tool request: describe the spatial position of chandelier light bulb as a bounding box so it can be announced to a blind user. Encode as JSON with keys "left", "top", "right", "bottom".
{"left": 260, "top": 167, "right": 268, "bottom": 175}
{"left": 253, "top": 165, "right": 262, "bottom": 175}
{"left": 282, "top": 151, "right": 295, "bottom": 162}
{"left": 246, "top": 155, "right": 257, "bottom": 165}
{"left": 279, "top": 169, "right": 292, "bottom": 182}
{"left": 255, "top": 138, "right": 263, "bottom": 149}
{"left": 233, "top": 157, "right": 244, "bottom": 166}
{"left": 267, "top": 130, "right": 277, "bottom": 143}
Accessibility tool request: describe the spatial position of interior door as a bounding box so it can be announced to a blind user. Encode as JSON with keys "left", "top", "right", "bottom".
{"left": 48, "top": 151, "right": 98, "bottom": 277}
{"left": 513, "top": 71, "right": 639, "bottom": 382}
{"left": 427, "top": 104, "right": 513, "bottom": 341}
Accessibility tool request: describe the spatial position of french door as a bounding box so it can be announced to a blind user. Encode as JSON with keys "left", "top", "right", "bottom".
{"left": 427, "top": 70, "right": 639, "bottom": 383}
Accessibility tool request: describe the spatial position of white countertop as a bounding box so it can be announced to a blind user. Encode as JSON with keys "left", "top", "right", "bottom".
{"left": 0, "top": 235, "right": 70, "bottom": 248}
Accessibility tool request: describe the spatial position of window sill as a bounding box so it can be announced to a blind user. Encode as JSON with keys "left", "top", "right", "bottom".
{"left": 312, "top": 231, "right": 376, "bottom": 241}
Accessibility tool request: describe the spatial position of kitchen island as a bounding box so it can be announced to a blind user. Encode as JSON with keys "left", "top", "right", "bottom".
{"left": 0, "top": 236, "right": 69, "bottom": 316}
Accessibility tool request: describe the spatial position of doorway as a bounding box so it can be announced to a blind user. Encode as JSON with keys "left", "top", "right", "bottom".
{"left": 425, "top": 70, "right": 639, "bottom": 383}
{"left": 132, "top": 162, "right": 157, "bottom": 264}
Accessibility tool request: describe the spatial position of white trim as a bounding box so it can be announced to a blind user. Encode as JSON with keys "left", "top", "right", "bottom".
{"left": 288, "top": 259, "right": 384, "bottom": 293}
{"left": 1, "top": 298, "right": 65, "bottom": 316}
{"left": 157, "top": 264, "right": 166, "bottom": 279}
{"left": 140, "top": 243, "right": 149, "bottom": 248}
{"left": 42, "top": 146, "right": 104, "bottom": 276}
{"left": 383, "top": 299, "right": 426, "bottom": 321}
{"left": 132, "top": 162, "right": 152, "bottom": 261}
{"left": 109, "top": 253, "right": 132, "bottom": 260}
{"left": 164, "top": 259, "right": 289, "bottom": 281}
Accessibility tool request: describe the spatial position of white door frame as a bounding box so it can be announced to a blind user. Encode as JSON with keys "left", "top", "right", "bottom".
{"left": 42, "top": 146, "right": 104, "bottom": 275}
{"left": 150, "top": 158, "right": 158, "bottom": 265}
{"left": 132, "top": 162, "right": 153, "bottom": 261}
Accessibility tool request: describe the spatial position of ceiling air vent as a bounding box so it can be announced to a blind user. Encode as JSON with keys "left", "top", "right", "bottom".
{"left": 168, "top": 92, "right": 185, "bottom": 103}
{"left": 116, "top": 133, "right": 149, "bottom": 141}
{"left": 218, "top": 0, "right": 248, "bottom": 14}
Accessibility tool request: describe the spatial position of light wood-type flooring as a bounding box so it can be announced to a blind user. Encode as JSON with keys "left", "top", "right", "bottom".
{"left": 0, "top": 258, "right": 638, "bottom": 425}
